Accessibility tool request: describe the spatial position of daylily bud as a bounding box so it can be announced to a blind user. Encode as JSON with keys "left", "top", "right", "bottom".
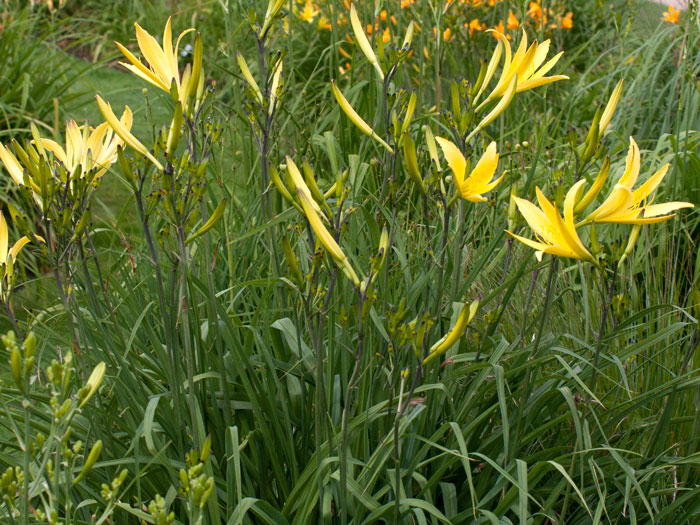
{"left": 179, "top": 469, "right": 189, "bottom": 491}
{"left": 79, "top": 362, "right": 105, "bottom": 408}
{"left": 236, "top": 52, "right": 263, "bottom": 105}
{"left": 402, "top": 133, "right": 426, "bottom": 195}
{"left": 74, "top": 440, "right": 102, "bottom": 484}
{"left": 23, "top": 332, "right": 36, "bottom": 358}
{"left": 580, "top": 108, "right": 602, "bottom": 164}
{"left": 302, "top": 160, "right": 327, "bottom": 209}
{"left": 270, "top": 164, "right": 298, "bottom": 209}
{"left": 450, "top": 81, "right": 462, "bottom": 123}
{"left": 424, "top": 301, "right": 479, "bottom": 365}
{"left": 470, "top": 61, "right": 488, "bottom": 101}
{"left": 619, "top": 224, "right": 641, "bottom": 265}
{"left": 185, "top": 199, "right": 227, "bottom": 244}
{"left": 282, "top": 236, "right": 304, "bottom": 286}
{"left": 268, "top": 58, "right": 283, "bottom": 116}
{"left": 402, "top": 21, "right": 415, "bottom": 50}
{"left": 331, "top": 81, "right": 393, "bottom": 153}
{"left": 423, "top": 125, "right": 441, "bottom": 172}
{"left": 350, "top": 3, "right": 384, "bottom": 80}
{"left": 200, "top": 435, "right": 211, "bottom": 462}
{"left": 70, "top": 210, "right": 91, "bottom": 242}
{"left": 400, "top": 92, "right": 417, "bottom": 139}
{"left": 188, "top": 34, "right": 203, "bottom": 107}
{"left": 371, "top": 226, "right": 389, "bottom": 276}
{"left": 599, "top": 79, "right": 624, "bottom": 134}
{"left": 10, "top": 347, "right": 22, "bottom": 391}
{"left": 166, "top": 103, "right": 184, "bottom": 157}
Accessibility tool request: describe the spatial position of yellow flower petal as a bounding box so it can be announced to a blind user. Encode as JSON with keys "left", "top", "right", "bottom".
{"left": 586, "top": 185, "right": 633, "bottom": 222}
{"left": 0, "top": 212, "right": 7, "bottom": 265}
{"left": 618, "top": 137, "right": 640, "bottom": 188}
{"left": 631, "top": 163, "right": 668, "bottom": 203}
{"left": 469, "top": 142, "right": 498, "bottom": 185}
{"left": 8, "top": 236, "right": 30, "bottom": 262}
{"left": 643, "top": 201, "right": 694, "bottom": 217}
{"left": 0, "top": 143, "right": 27, "bottom": 186}
{"left": 435, "top": 136, "right": 466, "bottom": 187}
{"left": 96, "top": 95, "right": 163, "bottom": 170}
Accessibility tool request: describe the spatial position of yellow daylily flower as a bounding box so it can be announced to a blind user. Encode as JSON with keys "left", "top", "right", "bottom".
{"left": 116, "top": 17, "right": 202, "bottom": 108}
{"left": 0, "top": 114, "right": 132, "bottom": 205}
{"left": 507, "top": 180, "right": 595, "bottom": 262}
{"left": 583, "top": 138, "right": 693, "bottom": 224}
{"left": 0, "top": 211, "right": 33, "bottom": 299}
{"left": 0, "top": 144, "right": 25, "bottom": 187}
{"left": 0, "top": 212, "right": 30, "bottom": 266}
{"left": 36, "top": 116, "right": 130, "bottom": 180}
{"left": 96, "top": 95, "right": 164, "bottom": 171}
{"left": 478, "top": 30, "right": 568, "bottom": 110}
{"left": 435, "top": 138, "right": 505, "bottom": 203}
{"left": 423, "top": 301, "right": 479, "bottom": 365}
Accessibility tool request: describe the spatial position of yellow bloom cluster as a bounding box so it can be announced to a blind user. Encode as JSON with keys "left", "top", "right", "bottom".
{"left": 507, "top": 137, "right": 693, "bottom": 262}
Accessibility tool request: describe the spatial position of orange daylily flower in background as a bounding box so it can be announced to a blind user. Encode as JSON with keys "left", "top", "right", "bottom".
{"left": 507, "top": 10, "right": 519, "bottom": 30}
{"left": 467, "top": 18, "right": 487, "bottom": 35}
{"left": 662, "top": 5, "right": 680, "bottom": 24}
{"left": 433, "top": 26, "right": 452, "bottom": 41}
{"left": 561, "top": 12, "right": 573, "bottom": 29}
{"left": 382, "top": 27, "right": 391, "bottom": 43}
{"left": 492, "top": 20, "right": 510, "bottom": 39}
